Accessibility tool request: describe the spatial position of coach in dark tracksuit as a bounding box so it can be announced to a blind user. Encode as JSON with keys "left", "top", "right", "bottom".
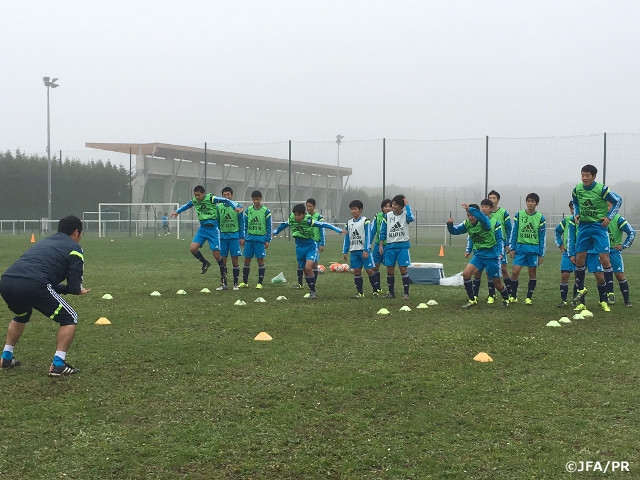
{"left": 0, "top": 215, "right": 90, "bottom": 377}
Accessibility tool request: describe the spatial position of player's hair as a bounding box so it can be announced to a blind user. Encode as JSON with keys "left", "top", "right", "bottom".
{"left": 526, "top": 193, "right": 540, "bottom": 204}
{"left": 581, "top": 164, "right": 598, "bottom": 176}
{"left": 58, "top": 215, "right": 83, "bottom": 235}
{"left": 306, "top": 198, "right": 316, "bottom": 206}
{"left": 468, "top": 204, "right": 480, "bottom": 211}
{"left": 381, "top": 198, "right": 392, "bottom": 209}
{"left": 251, "top": 190, "right": 262, "bottom": 199}
{"left": 480, "top": 199, "right": 493, "bottom": 208}
{"left": 349, "top": 200, "right": 364, "bottom": 210}
{"left": 391, "top": 194, "right": 406, "bottom": 207}
{"left": 222, "top": 186, "right": 233, "bottom": 195}
{"left": 292, "top": 203, "right": 306, "bottom": 215}
{"left": 488, "top": 190, "right": 500, "bottom": 200}
{"left": 194, "top": 185, "right": 205, "bottom": 194}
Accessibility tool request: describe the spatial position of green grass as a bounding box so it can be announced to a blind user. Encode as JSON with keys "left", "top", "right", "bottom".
{"left": 1, "top": 234, "right": 638, "bottom": 479}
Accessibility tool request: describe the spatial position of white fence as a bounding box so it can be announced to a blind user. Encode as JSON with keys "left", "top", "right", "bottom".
{"left": 0, "top": 219, "right": 571, "bottom": 250}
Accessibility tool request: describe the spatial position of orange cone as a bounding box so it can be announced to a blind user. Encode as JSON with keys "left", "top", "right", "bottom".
{"left": 439, "top": 245, "right": 444, "bottom": 257}
{"left": 30, "top": 233, "right": 36, "bottom": 243}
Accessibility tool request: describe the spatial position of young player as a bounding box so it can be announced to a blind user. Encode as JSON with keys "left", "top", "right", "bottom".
{"left": 239, "top": 190, "right": 272, "bottom": 289}
{"left": 470, "top": 191, "right": 513, "bottom": 301}
{"left": 606, "top": 201, "right": 635, "bottom": 307}
{"left": 378, "top": 195, "right": 414, "bottom": 299}
{"left": 449, "top": 201, "right": 512, "bottom": 308}
{"left": 162, "top": 213, "right": 170, "bottom": 235}
{"left": 571, "top": 164, "right": 621, "bottom": 305}
{"left": 171, "top": 186, "right": 240, "bottom": 276}
{"left": 273, "top": 204, "right": 346, "bottom": 299}
{"left": 306, "top": 198, "right": 324, "bottom": 285}
{"left": 369, "top": 199, "right": 392, "bottom": 296}
{"left": 342, "top": 200, "right": 381, "bottom": 298}
{"left": 217, "top": 187, "right": 245, "bottom": 291}
{"left": 487, "top": 190, "right": 513, "bottom": 301}
{"left": 465, "top": 199, "right": 507, "bottom": 299}
{"left": 554, "top": 201, "right": 578, "bottom": 307}
{"left": 509, "top": 193, "right": 545, "bottom": 304}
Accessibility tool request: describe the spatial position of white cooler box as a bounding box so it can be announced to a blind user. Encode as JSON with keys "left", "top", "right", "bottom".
{"left": 407, "top": 262, "right": 444, "bottom": 285}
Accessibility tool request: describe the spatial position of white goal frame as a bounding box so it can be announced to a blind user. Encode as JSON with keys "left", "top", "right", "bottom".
{"left": 98, "top": 203, "right": 180, "bottom": 238}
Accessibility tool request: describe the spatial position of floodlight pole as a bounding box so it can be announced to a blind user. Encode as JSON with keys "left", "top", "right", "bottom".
{"left": 43, "top": 76, "right": 59, "bottom": 225}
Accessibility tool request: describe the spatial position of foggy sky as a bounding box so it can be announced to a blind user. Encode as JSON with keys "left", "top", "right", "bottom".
{"left": 2, "top": 0, "right": 639, "bottom": 179}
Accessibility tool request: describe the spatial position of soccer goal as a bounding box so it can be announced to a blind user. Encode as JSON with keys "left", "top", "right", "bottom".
{"left": 98, "top": 203, "right": 180, "bottom": 238}
{"left": 83, "top": 211, "right": 120, "bottom": 236}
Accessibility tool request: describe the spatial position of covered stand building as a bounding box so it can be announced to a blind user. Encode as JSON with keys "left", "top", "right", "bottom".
{"left": 86, "top": 142, "right": 352, "bottom": 221}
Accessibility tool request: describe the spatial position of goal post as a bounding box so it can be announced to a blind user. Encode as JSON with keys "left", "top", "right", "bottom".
{"left": 83, "top": 211, "right": 120, "bottom": 236}
{"left": 98, "top": 203, "right": 180, "bottom": 238}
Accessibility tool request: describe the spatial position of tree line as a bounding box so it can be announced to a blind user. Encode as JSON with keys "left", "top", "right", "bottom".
{"left": 0, "top": 150, "right": 131, "bottom": 220}
{"left": 0, "top": 148, "right": 405, "bottom": 223}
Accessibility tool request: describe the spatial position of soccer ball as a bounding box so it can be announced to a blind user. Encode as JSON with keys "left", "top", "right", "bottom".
{"left": 342, "top": 263, "right": 350, "bottom": 272}
{"left": 317, "top": 264, "right": 325, "bottom": 274}
{"left": 335, "top": 264, "right": 344, "bottom": 272}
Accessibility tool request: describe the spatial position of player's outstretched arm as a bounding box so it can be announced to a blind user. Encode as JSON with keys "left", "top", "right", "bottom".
{"left": 273, "top": 221, "right": 289, "bottom": 236}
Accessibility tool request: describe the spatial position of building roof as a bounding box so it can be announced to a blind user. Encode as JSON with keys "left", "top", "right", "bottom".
{"left": 86, "top": 142, "right": 352, "bottom": 177}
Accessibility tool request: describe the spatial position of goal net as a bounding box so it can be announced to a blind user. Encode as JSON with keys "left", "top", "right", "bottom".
{"left": 98, "top": 203, "right": 180, "bottom": 238}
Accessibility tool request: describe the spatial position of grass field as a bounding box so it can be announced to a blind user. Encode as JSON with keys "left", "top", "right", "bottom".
{"left": 1, "top": 234, "right": 638, "bottom": 479}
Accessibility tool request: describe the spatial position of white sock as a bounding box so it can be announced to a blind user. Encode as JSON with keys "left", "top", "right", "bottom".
{"left": 3, "top": 345, "right": 14, "bottom": 353}
{"left": 54, "top": 350, "right": 66, "bottom": 360}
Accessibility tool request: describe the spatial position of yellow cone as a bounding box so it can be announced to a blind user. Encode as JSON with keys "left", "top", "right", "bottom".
{"left": 473, "top": 352, "right": 493, "bottom": 362}
{"left": 254, "top": 331, "right": 272, "bottom": 341}
{"left": 95, "top": 317, "right": 111, "bottom": 325}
